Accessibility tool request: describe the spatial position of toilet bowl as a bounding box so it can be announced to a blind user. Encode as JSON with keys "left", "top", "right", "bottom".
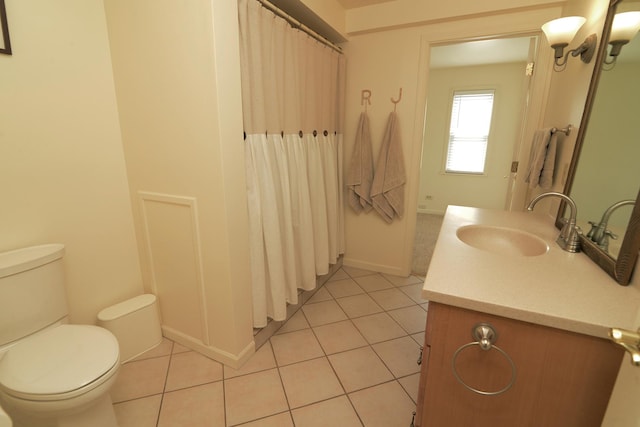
{"left": 0, "top": 325, "right": 120, "bottom": 424}
{"left": 0, "top": 244, "right": 121, "bottom": 427}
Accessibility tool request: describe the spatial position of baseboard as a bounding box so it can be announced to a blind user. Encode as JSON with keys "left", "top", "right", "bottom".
{"left": 417, "top": 208, "right": 445, "bottom": 215}
{"left": 161, "top": 326, "right": 255, "bottom": 369}
{"left": 342, "top": 257, "right": 407, "bottom": 277}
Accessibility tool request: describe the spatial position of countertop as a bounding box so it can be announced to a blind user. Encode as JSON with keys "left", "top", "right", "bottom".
{"left": 421, "top": 206, "right": 640, "bottom": 339}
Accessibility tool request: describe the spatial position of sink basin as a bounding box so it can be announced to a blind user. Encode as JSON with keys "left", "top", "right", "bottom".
{"left": 456, "top": 225, "right": 549, "bottom": 257}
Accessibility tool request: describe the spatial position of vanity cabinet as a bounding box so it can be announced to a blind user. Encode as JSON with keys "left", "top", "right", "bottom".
{"left": 415, "top": 302, "right": 624, "bottom": 427}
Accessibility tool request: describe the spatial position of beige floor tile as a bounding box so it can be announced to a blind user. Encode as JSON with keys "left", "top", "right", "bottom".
{"left": 342, "top": 266, "right": 376, "bottom": 278}
{"left": 327, "top": 268, "right": 350, "bottom": 282}
{"left": 312, "top": 320, "right": 368, "bottom": 354}
{"left": 398, "top": 283, "right": 429, "bottom": 304}
{"left": 324, "top": 278, "right": 365, "bottom": 298}
{"left": 398, "top": 373, "right": 421, "bottom": 403}
{"left": 291, "top": 396, "right": 362, "bottom": 427}
{"left": 349, "top": 381, "right": 416, "bottom": 427}
{"left": 300, "top": 288, "right": 317, "bottom": 305}
{"left": 254, "top": 320, "right": 284, "bottom": 349}
{"left": 353, "top": 274, "right": 394, "bottom": 292}
{"left": 129, "top": 337, "right": 173, "bottom": 362}
{"left": 164, "top": 351, "right": 223, "bottom": 392}
{"left": 276, "top": 309, "right": 310, "bottom": 334}
{"left": 301, "top": 299, "right": 347, "bottom": 326}
{"left": 328, "top": 346, "right": 393, "bottom": 392}
{"left": 239, "top": 412, "right": 294, "bottom": 426}
{"left": 351, "top": 312, "right": 407, "bottom": 344}
{"left": 381, "top": 273, "right": 423, "bottom": 287}
{"left": 111, "top": 356, "right": 170, "bottom": 403}
{"left": 388, "top": 306, "right": 427, "bottom": 334}
{"left": 157, "top": 382, "right": 225, "bottom": 427}
{"left": 372, "top": 336, "right": 421, "bottom": 378}
{"left": 336, "top": 294, "right": 384, "bottom": 318}
{"left": 224, "top": 369, "right": 289, "bottom": 426}
{"left": 305, "top": 286, "right": 334, "bottom": 304}
{"left": 113, "top": 395, "right": 161, "bottom": 427}
{"left": 224, "top": 341, "right": 277, "bottom": 379}
{"left": 369, "top": 288, "right": 416, "bottom": 310}
{"left": 280, "top": 357, "right": 344, "bottom": 408}
{"left": 270, "top": 328, "right": 325, "bottom": 366}
{"left": 411, "top": 331, "right": 425, "bottom": 346}
{"left": 172, "top": 343, "right": 190, "bottom": 354}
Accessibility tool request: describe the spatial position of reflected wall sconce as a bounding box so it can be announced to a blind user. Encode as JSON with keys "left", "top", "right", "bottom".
{"left": 604, "top": 11, "right": 640, "bottom": 66}
{"left": 541, "top": 16, "right": 597, "bottom": 71}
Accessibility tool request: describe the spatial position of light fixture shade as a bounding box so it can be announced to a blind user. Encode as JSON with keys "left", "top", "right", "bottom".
{"left": 541, "top": 16, "right": 587, "bottom": 46}
{"left": 610, "top": 11, "right": 640, "bottom": 43}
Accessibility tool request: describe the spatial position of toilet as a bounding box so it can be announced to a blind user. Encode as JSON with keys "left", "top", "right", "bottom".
{"left": 0, "top": 244, "right": 120, "bottom": 427}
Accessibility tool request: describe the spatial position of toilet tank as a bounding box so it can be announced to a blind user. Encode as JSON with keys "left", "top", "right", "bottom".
{"left": 0, "top": 244, "right": 68, "bottom": 347}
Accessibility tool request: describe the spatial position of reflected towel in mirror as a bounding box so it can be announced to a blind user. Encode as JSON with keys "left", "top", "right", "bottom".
{"left": 525, "top": 128, "right": 558, "bottom": 190}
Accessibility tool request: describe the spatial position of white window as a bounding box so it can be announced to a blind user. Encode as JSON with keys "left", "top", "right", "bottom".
{"left": 445, "top": 90, "right": 495, "bottom": 174}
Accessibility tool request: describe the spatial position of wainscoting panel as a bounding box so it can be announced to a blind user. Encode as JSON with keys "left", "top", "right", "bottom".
{"left": 138, "top": 192, "right": 209, "bottom": 346}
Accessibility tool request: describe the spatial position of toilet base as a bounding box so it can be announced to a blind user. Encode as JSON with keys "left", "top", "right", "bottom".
{"left": 2, "top": 394, "right": 118, "bottom": 427}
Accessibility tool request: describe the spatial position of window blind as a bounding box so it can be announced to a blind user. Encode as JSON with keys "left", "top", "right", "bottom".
{"left": 446, "top": 90, "right": 495, "bottom": 174}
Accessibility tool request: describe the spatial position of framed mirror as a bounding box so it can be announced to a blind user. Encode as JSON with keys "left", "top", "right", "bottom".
{"left": 559, "top": 0, "right": 640, "bottom": 286}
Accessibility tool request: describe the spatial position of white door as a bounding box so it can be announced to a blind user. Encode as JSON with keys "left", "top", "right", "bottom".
{"left": 417, "top": 36, "right": 537, "bottom": 215}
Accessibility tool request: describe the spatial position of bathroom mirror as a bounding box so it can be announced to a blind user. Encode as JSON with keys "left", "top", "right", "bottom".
{"left": 559, "top": 0, "right": 640, "bottom": 285}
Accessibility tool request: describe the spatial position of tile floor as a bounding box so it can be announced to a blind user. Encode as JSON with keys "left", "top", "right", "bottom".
{"left": 111, "top": 266, "right": 428, "bottom": 427}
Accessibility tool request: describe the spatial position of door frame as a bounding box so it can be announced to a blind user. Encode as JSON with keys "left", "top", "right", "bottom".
{"left": 403, "top": 23, "right": 556, "bottom": 275}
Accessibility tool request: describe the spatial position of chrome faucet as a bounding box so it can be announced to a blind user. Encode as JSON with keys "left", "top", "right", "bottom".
{"left": 527, "top": 192, "right": 581, "bottom": 253}
{"left": 586, "top": 199, "right": 635, "bottom": 249}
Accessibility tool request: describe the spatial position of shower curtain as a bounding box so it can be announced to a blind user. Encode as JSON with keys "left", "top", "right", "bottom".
{"left": 238, "top": 0, "right": 346, "bottom": 328}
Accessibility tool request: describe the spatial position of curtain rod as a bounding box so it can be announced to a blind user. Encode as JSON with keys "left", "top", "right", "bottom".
{"left": 254, "top": 0, "right": 343, "bottom": 54}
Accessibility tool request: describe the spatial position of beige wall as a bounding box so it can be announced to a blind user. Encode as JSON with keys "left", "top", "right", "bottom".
{"left": 419, "top": 62, "right": 528, "bottom": 214}
{"left": 104, "top": 0, "right": 254, "bottom": 367}
{"left": 531, "top": 0, "right": 610, "bottom": 217}
{"left": 341, "top": 6, "right": 561, "bottom": 275}
{"left": 0, "top": 0, "right": 143, "bottom": 324}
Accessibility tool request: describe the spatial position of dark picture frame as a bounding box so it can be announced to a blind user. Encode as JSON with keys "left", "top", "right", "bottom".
{"left": 0, "top": 0, "right": 12, "bottom": 55}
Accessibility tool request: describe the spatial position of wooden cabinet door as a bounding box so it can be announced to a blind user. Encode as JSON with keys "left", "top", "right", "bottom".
{"left": 416, "top": 303, "right": 623, "bottom": 427}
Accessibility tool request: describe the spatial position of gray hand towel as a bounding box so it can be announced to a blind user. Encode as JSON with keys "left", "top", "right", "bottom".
{"left": 346, "top": 112, "right": 374, "bottom": 213}
{"left": 371, "top": 112, "right": 405, "bottom": 223}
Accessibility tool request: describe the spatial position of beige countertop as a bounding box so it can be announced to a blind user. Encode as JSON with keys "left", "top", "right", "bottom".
{"left": 421, "top": 206, "right": 640, "bottom": 339}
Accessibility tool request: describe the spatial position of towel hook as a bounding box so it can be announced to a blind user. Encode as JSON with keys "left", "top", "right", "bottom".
{"left": 361, "top": 89, "right": 372, "bottom": 112}
{"left": 391, "top": 87, "right": 402, "bottom": 112}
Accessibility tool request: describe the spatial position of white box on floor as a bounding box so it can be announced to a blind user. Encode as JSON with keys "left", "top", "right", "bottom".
{"left": 97, "top": 294, "right": 162, "bottom": 363}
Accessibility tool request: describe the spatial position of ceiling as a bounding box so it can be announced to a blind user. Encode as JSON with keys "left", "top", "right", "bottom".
{"left": 430, "top": 37, "right": 534, "bottom": 68}
{"left": 336, "top": 0, "right": 396, "bottom": 9}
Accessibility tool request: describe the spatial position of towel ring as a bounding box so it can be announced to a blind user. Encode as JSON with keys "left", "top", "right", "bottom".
{"left": 452, "top": 323, "right": 516, "bottom": 396}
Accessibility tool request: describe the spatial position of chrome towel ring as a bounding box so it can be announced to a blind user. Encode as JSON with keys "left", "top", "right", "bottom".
{"left": 452, "top": 323, "right": 516, "bottom": 396}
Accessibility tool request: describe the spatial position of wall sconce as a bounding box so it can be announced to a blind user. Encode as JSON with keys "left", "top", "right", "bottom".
{"left": 604, "top": 11, "right": 640, "bottom": 66}
{"left": 541, "top": 16, "right": 598, "bottom": 70}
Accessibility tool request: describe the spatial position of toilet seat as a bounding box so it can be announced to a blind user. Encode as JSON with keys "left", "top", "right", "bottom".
{"left": 0, "top": 325, "right": 119, "bottom": 402}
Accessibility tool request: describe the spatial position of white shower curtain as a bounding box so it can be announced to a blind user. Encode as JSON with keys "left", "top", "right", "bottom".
{"left": 238, "top": 0, "right": 346, "bottom": 328}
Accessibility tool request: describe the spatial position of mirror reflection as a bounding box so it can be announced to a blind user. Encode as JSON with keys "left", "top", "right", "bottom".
{"left": 569, "top": 0, "right": 640, "bottom": 259}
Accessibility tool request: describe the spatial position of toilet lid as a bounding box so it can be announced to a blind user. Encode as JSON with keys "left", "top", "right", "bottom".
{"left": 0, "top": 324, "right": 119, "bottom": 397}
